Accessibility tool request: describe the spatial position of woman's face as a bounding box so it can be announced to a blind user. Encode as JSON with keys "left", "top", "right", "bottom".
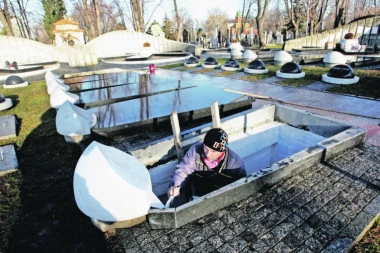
{"left": 203, "top": 145, "right": 224, "bottom": 162}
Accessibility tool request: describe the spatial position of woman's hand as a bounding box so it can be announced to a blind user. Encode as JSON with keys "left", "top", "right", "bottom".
{"left": 167, "top": 186, "right": 180, "bottom": 197}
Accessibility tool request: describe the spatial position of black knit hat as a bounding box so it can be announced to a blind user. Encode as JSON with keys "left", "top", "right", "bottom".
{"left": 203, "top": 128, "right": 228, "bottom": 152}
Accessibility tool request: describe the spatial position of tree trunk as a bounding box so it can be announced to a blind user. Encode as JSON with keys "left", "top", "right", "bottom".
{"left": 256, "top": 0, "right": 269, "bottom": 48}
{"left": 130, "top": 0, "right": 144, "bottom": 32}
{"left": 0, "top": 0, "right": 14, "bottom": 36}
{"left": 16, "top": 0, "right": 32, "bottom": 38}
{"left": 92, "top": 0, "right": 102, "bottom": 36}
{"left": 173, "top": 0, "right": 181, "bottom": 41}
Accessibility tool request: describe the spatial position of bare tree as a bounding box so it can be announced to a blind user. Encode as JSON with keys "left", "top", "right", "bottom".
{"left": 0, "top": 0, "right": 14, "bottom": 35}
{"left": 71, "top": 0, "right": 119, "bottom": 40}
{"left": 256, "top": 0, "right": 270, "bottom": 47}
{"left": 204, "top": 8, "right": 228, "bottom": 37}
{"left": 241, "top": 0, "right": 256, "bottom": 35}
{"left": 93, "top": 0, "right": 101, "bottom": 36}
{"left": 127, "top": 0, "right": 162, "bottom": 32}
{"left": 172, "top": 0, "right": 181, "bottom": 41}
{"left": 15, "top": 0, "right": 32, "bottom": 38}
{"left": 284, "top": 0, "right": 303, "bottom": 38}
{"left": 334, "top": 0, "right": 349, "bottom": 27}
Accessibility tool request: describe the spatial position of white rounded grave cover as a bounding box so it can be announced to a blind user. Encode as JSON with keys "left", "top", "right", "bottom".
{"left": 56, "top": 101, "right": 97, "bottom": 136}
{"left": 47, "top": 78, "right": 70, "bottom": 95}
{"left": 74, "top": 141, "right": 154, "bottom": 221}
{"left": 50, "top": 86, "right": 80, "bottom": 109}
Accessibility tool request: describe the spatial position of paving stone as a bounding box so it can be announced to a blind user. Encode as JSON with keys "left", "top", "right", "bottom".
{"left": 326, "top": 213, "right": 351, "bottom": 232}
{"left": 187, "top": 240, "right": 214, "bottom": 253}
{"left": 216, "top": 243, "right": 235, "bottom": 253}
{"left": 304, "top": 236, "right": 324, "bottom": 252}
{"left": 140, "top": 241, "right": 159, "bottom": 252}
{"left": 260, "top": 212, "right": 283, "bottom": 229}
{"left": 321, "top": 237, "right": 353, "bottom": 253}
{"left": 273, "top": 241, "right": 292, "bottom": 253}
{"left": 287, "top": 213, "right": 304, "bottom": 226}
{"left": 230, "top": 222, "right": 246, "bottom": 235}
{"left": 339, "top": 211, "right": 373, "bottom": 239}
{"left": 155, "top": 235, "right": 173, "bottom": 250}
{"left": 136, "top": 232, "right": 154, "bottom": 246}
{"left": 228, "top": 236, "right": 248, "bottom": 251}
{"left": 210, "top": 220, "right": 227, "bottom": 232}
{"left": 218, "top": 227, "right": 236, "bottom": 242}
{"left": 282, "top": 227, "right": 309, "bottom": 249}
{"left": 160, "top": 244, "right": 180, "bottom": 253}
{"left": 188, "top": 233, "right": 206, "bottom": 247}
{"left": 259, "top": 232, "right": 277, "bottom": 247}
{"left": 294, "top": 244, "right": 314, "bottom": 253}
{"left": 364, "top": 194, "right": 380, "bottom": 216}
{"left": 340, "top": 202, "right": 363, "bottom": 219}
{"left": 207, "top": 234, "right": 225, "bottom": 248}
{"left": 240, "top": 229, "right": 258, "bottom": 243}
{"left": 249, "top": 239, "right": 269, "bottom": 252}
{"left": 270, "top": 221, "right": 296, "bottom": 241}
{"left": 299, "top": 222, "right": 317, "bottom": 235}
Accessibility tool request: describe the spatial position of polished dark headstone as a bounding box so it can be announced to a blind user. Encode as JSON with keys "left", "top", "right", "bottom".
{"left": 186, "top": 56, "right": 199, "bottom": 64}
{"left": 247, "top": 59, "right": 266, "bottom": 70}
{"left": 5, "top": 75, "right": 25, "bottom": 85}
{"left": 280, "top": 62, "right": 302, "bottom": 73}
{"left": 327, "top": 64, "right": 356, "bottom": 79}
{"left": 224, "top": 59, "right": 240, "bottom": 68}
{"left": 204, "top": 57, "right": 218, "bottom": 65}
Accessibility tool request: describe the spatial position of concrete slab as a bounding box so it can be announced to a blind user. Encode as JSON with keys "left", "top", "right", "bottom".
{"left": 0, "top": 145, "right": 18, "bottom": 176}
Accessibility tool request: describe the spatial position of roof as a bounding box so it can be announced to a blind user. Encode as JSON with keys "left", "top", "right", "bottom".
{"left": 53, "top": 18, "right": 79, "bottom": 26}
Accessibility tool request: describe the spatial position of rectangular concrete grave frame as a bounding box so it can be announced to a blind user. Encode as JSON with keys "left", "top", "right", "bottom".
{"left": 128, "top": 104, "right": 367, "bottom": 229}
{"left": 0, "top": 115, "right": 17, "bottom": 140}
{"left": 0, "top": 145, "right": 19, "bottom": 176}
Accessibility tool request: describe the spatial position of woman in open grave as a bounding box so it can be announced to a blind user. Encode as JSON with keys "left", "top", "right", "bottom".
{"left": 167, "top": 128, "right": 247, "bottom": 207}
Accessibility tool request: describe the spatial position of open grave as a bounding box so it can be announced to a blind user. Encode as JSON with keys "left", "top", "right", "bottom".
{"left": 73, "top": 103, "right": 366, "bottom": 231}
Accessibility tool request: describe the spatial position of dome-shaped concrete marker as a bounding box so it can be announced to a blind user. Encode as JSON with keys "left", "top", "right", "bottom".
{"left": 323, "top": 51, "right": 347, "bottom": 68}
{"left": 274, "top": 50, "right": 293, "bottom": 66}
{"left": 276, "top": 62, "right": 305, "bottom": 78}
{"left": 244, "top": 59, "right": 269, "bottom": 74}
{"left": 322, "top": 64, "right": 359, "bottom": 85}
{"left": 242, "top": 49, "right": 257, "bottom": 63}
{"left": 221, "top": 58, "right": 242, "bottom": 71}
{"left": 184, "top": 56, "right": 201, "bottom": 67}
{"left": 3, "top": 75, "right": 29, "bottom": 88}
{"left": 202, "top": 57, "right": 221, "bottom": 69}
{"left": 0, "top": 94, "right": 13, "bottom": 111}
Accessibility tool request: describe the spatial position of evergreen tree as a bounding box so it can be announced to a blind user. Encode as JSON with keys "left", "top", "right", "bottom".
{"left": 42, "top": 0, "right": 67, "bottom": 41}
{"left": 162, "top": 14, "right": 175, "bottom": 40}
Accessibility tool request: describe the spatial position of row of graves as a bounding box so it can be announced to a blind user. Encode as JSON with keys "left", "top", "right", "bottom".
{"left": 185, "top": 46, "right": 361, "bottom": 85}
{"left": 0, "top": 75, "right": 31, "bottom": 176}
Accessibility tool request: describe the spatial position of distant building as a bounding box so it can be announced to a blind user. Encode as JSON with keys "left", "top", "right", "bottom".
{"left": 53, "top": 18, "right": 85, "bottom": 46}
{"left": 227, "top": 11, "right": 256, "bottom": 41}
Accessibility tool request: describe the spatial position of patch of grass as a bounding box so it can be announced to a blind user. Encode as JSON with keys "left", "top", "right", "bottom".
{"left": 0, "top": 81, "right": 52, "bottom": 147}
{"left": 276, "top": 65, "right": 328, "bottom": 87}
{"left": 160, "top": 63, "right": 184, "bottom": 69}
{"left": 327, "top": 69, "right": 380, "bottom": 99}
